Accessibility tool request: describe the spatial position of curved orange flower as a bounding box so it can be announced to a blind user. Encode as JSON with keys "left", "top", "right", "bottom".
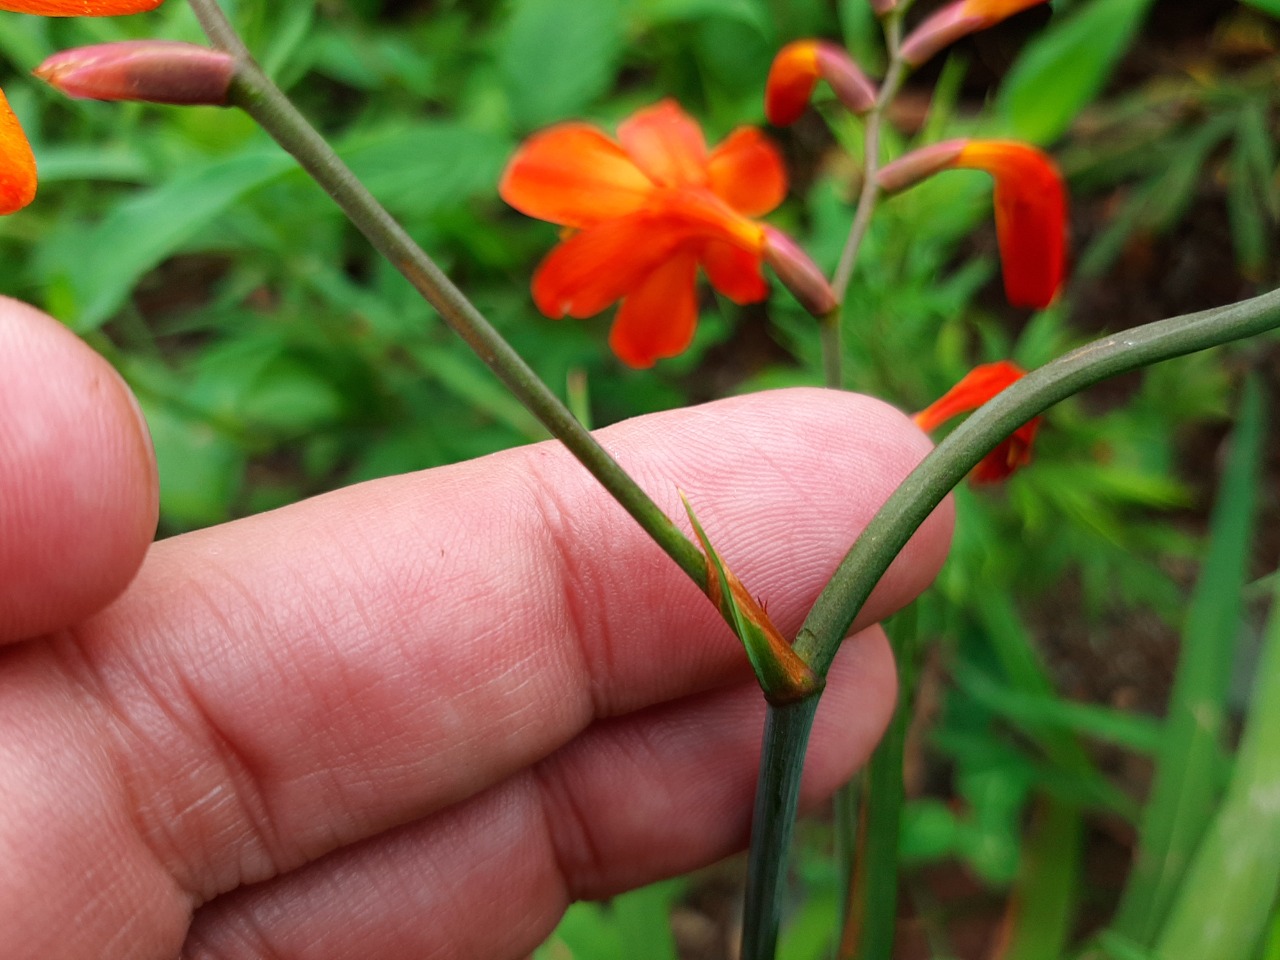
{"left": 0, "top": 0, "right": 160, "bottom": 11}
{"left": 500, "top": 100, "right": 787, "bottom": 368}
{"left": 901, "top": 0, "right": 1050, "bottom": 67}
{"left": 878, "top": 138, "right": 1066, "bottom": 308}
{"left": 765, "top": 40, "right": 877, "bottom": 127}
{"left": 0, "top": 0, "right": 165, "bottom": 215}
{"left": 914, "top": 360, "right": 1039, "bottom": 483}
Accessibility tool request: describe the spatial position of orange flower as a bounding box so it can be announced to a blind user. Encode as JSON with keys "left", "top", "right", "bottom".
{"left": 901, "top": 0, "right": 1050, "bottom": 66}
{"left": 877, "top": 139, "right": 1066, "bottom": 309}
{"left": 0, "top": 92, "right": 36, "bottom": 216}
{"left": 914, "top": 360, "right": 1039, "bottom": 483}
{"left": 500, "top": 99, "right": 787, "bottom": 368}
{"left": 0, "top": 0, "right": 165, "bottom": 215}
{"left": 0, "top": 0, "right": 160, "bottom": 11}
{"left": 764, "top": 40, "right": 877, "bottom": 127}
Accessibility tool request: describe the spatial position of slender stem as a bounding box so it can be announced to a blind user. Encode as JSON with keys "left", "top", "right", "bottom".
{"left": 795, "top": 286, "right": 1280, "bottom": 677}
{"left": 831, "top": 14, "right": 908, "bottom": 304}
{"left": 185, "top": 0, "right": 705, "bottom": 587}
{"left": 838, "top": 605, "right": 917, "bottom": 960}
{"left": 739, "top": 698, "right": 821, "bottom": 960}
{"left": 740, "top": 286, "right": 1280, "bottom": 960}
{"left": 822, "top": 14, "right": 909, "bottom": 388}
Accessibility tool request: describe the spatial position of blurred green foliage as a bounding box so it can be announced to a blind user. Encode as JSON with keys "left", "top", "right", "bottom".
{"left": 3, "top": 0, "right": 1279, "bottom": 957}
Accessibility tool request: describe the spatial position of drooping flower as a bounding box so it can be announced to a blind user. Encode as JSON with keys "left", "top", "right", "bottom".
{"left": 877, "top": 138, "right": 1066, "bottom": 308}
{"left": 901, "top": 0, "right": 1051, "bottom": 67}
{"left": 0, "top": 0, "right": 166, "bottom": 215}
{"left": 764, "top": 40, "right": 877, "bottom": 127}
{"left": 914, "top": 360, "right": 1039, "bottom": 483}
{"left": 0, "top": 92, "right": 36, "bottom": 215}
{"left": 500, "top": 99, "right": 790, "bottom": 367}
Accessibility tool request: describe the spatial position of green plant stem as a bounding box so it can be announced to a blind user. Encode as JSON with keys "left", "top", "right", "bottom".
{"left": 822, "top": 14, "right": 908, "bottom": 388}
{"left": 794, "top": 286, "right": 1280, "bottom": 678}
{"left": 831, "top": 14, "right": 908, "bottom": 305}
{"left": 838, "top": 605, "right": 918, "bottom": 960}
{"left": 741, "top": 286, "right": 1280, "bottom": 960}
{"left": 740, "top": 698, "right": 820, "bottom": 960}
{"left": 186, "top": 0, "right": 704, "bottom": 587}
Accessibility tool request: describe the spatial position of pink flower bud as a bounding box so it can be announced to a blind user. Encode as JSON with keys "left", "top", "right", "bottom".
{"left": 35, "top": 41, "right": 235, "bottom": 106}
{"left": 762, "top": 226, "right": 837, "bottom": 318}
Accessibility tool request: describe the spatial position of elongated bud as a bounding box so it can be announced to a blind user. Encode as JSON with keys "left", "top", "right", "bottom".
{"left": 35, "top": 41, "right": 235, "bottom": 106}
{"left": 876, "top": 139, "right": 965, "bottom": 193}
{"left": 765, "top": 40, "right": 877, "bottom": 126}
{"left": 870, "top": 0, "right": 899, "bottom": 13}
{"left": 682, "top": 494, "right": 822, "bottom": 704}
{"left": 762, "top": 226, "right": 837, "bottom": 318}
{"left": 901, "top": 0, "right": 1051, "bottom": 67}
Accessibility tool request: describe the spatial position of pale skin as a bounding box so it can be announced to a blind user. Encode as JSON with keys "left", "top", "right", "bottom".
{"left": 0, "top": 296, "right": 953, "bottom": 960}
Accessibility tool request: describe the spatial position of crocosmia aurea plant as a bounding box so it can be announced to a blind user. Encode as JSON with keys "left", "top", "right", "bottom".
{"left": 4, "top": 1, "right": 1280, "bottom": 959}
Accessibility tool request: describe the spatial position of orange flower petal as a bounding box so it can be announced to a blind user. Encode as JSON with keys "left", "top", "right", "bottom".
{"left": 961, "top": 0, "right": 1046, "bottom": 17}
{"left": 765, "top": 41, "right": 822, "bottom": 126}
{"left": 765, "top": 40, "right": 876, "bottom": 125}
{"left": 913, "top": 360, "right": 1026, "bottom": 431}
{"left": 952, "top": 141, "right": 1066, "bottom": 309}
{"left": 617, "top": 99, "right": 709, "bottom": 189}
{"left": 700, "top": 238, "right": 768, "bottom": 304}
{"left": 0, "top": 89, "right": 37, "bottom": 216}
{"left": 531, "top": 214, "right": 685, "bottom": 319}
{"left": 970, "top": 423, "right": 1039, "bottom": 483}
{"left": 0, "top": 0, "right": 161, "bottom": 12}
{"left": 913, "top": 360, "right": 1039, "bottom": 483}
{"left": 609, "top": 252, "right": 700, "bottom": 368}
{"left": 500, "top": 122, "right": 653, "bottom": 229}
{"left": 707, "top": 126, "right": 787, "bottom": 217}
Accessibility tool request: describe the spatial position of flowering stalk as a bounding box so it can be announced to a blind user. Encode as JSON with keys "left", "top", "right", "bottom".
{"left": 738, "top": 285, "right": 1280, "bottom": 960}
{"left": 183, "top": 0, "right": 709, "bottom": 587}
{"left": 826, "top": 10, "right": 909, "bottom": 388}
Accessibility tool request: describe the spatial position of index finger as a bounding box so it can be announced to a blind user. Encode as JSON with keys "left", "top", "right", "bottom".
{"left": 4, "top": 387, "right": 952, "bottom": 959}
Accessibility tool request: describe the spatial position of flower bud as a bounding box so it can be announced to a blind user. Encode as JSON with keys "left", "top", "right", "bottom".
{"left": 762, "top": 226, "right": 837, "bottom": 318}
{"left": 35, "top": 41, "right": 235, "bottom": 106}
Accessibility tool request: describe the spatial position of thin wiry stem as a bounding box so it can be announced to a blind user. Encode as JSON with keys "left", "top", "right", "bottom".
{"left": 184, "top": 0, "right": 706, "bottom": 588}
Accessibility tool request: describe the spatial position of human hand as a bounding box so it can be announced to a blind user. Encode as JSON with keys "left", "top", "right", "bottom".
{"left": 0, "top": 296, "right": 952, "bottom": 960}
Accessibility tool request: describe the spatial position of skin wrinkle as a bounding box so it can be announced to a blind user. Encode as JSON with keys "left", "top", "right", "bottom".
{"left": 41, "top": 625, "right": 203, "bottom": 904}
{"left": 515, "top": 448, "right": 618, "bottom": 722}
{"left": 76, "top": 566, "right": 288, "bottom": 902}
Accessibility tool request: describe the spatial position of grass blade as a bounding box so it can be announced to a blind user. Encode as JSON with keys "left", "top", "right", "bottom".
{"left": 1111, "top": 377, "right": 1266, "bottom": 944}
